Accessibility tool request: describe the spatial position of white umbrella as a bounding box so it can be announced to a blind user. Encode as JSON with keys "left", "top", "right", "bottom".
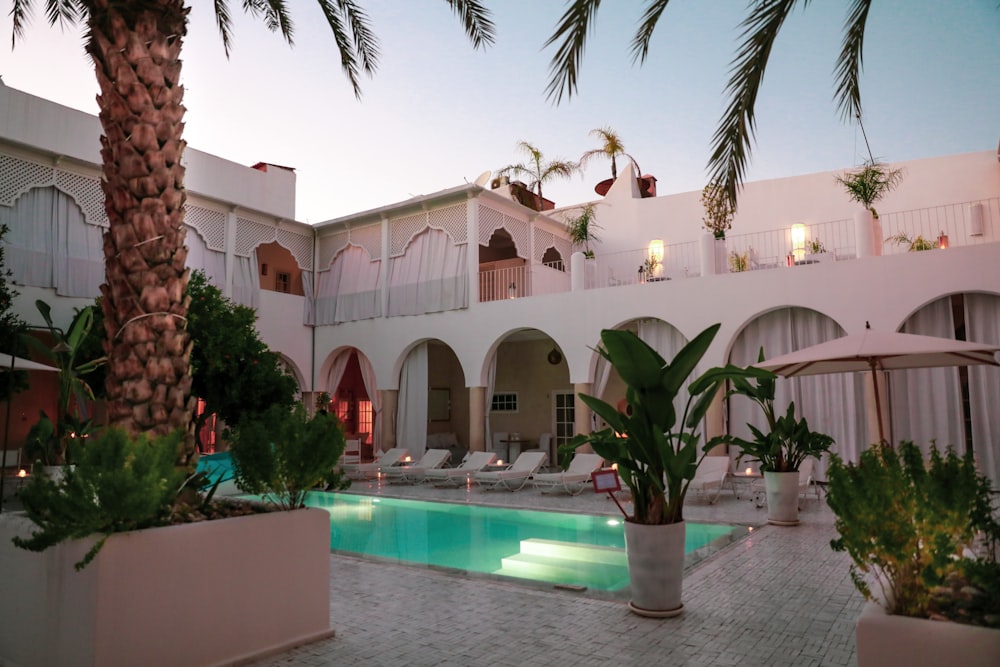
{"left": 0, "top": 352, "right": 59, "bottom": 373}
{"left": 758, "top": 324, "right": 1000, "bottom": 443}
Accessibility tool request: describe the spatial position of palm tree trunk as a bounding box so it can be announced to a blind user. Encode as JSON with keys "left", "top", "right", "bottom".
{"left": 87, "top": 2, "right": 197, "bottom": 465}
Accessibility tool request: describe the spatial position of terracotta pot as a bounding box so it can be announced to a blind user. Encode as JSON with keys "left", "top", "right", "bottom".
{"left": 764, "top": 470, "right": 799, "bottom": 525}
{"left": 624, "top": 520, "right": 685, "bottom": 617}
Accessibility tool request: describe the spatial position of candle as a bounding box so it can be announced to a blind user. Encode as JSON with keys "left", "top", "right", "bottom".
{"left": 745, "top": 467, "right": 752, "bottom": 476}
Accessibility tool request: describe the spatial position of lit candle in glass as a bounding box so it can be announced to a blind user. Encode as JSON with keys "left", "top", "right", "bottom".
{"left": 745, "top": 467, "right": 752, "bottom": 476}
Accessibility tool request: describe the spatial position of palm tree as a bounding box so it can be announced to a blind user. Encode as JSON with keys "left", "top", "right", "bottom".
{"left": 579, "top": 126, "right": 639, "bottom": 181}
{"left": 10, "top": 0, "right": 495, "bottom": 465}
{"left": 544, "top": 0, "right": 874, "bottom": 213}
{"left": 498, "top": 141, "right": 577, "bottom": 211}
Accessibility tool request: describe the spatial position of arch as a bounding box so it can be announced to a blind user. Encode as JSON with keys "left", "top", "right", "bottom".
{"left": 257, "top": 241, "right": 305, "bottom": 296}
{"left": 728, "top": 306, "right": 864, "bottom": 479}
{"left": 541, "top": 246, "right": 564, "bottom": 270}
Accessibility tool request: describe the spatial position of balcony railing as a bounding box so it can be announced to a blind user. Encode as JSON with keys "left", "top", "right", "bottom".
{"left": 476, "top": 196, "right": 998, "bottom": 302}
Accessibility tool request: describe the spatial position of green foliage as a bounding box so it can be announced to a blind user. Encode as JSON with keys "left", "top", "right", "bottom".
{"left": 562, "top": 324, "right": 773, "bottom": 525}
{"left": 20, "top": 300, "right": 105, "bottom": 463}
{"left": 835, "top": 159, "right": 904, "bottom": 218}
{"left": 928, "top": 560, "right": 1000, "bottom": 629}
{"left": 497, "top": 140, "right": 577, "bottom": 208}
{"left": 826, "top": 441, "right": 1000, "bottom": 623}
{"left": 21, "top": 411, "right": 94, "bottom": 467}
{"left": 0, "top": 223, "right": 29, "bottom": 401}
{"left": 13, "top": 428, "right": 187, "bottom": 570}
{"left": 885, "top": 232, "right": 937, "bottom": 252}
{"left": 728, "top": 348, "right": 834, "bottom": 472}
{"left": 187, "top": 271, "right": 298, "bottom": 448}
{"left": 807, "top": 238, "right": 827, "bottom": 254}
{"left": 228, "top": 404, "right": 349, "bottom": 510}
{"left": 702, "top": 180, "right": 735, "bottom": 239}
{"left": 579, "top": 126, "right": 639, "bottom": 180}
{"left": 565, "top": 203, "right": 601, "bottom": 256}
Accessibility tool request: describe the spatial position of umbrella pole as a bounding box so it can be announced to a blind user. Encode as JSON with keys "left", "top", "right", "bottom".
{"left": 870, "top": 364, "right": 886, "bottom": 445}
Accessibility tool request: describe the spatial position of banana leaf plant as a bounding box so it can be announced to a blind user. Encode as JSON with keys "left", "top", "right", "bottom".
{"left": 22, "top": 300, "right": 106, "bottom": 464}
{"left": 562, "top": 324, "right": 774, "bottom": 525}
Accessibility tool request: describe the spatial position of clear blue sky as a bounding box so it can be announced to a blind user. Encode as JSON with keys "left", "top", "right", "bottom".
{"left": 2, "top": 1, "right": 998, "bottom": 223}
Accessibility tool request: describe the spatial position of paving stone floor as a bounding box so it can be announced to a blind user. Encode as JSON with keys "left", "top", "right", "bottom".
{"left": 246, "top": 477, "right": 864, "bottom": 667}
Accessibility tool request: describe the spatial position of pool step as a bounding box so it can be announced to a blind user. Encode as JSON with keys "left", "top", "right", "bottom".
{"left": 494, "top": 539, "right": 628, "bottom": 589}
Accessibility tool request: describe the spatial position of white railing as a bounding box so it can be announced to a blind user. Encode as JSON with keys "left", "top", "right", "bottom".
{"left": 476, "top": 196, "right": 999, "bottom": 300}
{"left": 880, "top": 197, "right": 999, "bottom": 255}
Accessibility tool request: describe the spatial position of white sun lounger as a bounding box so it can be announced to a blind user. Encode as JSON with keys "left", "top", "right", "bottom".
{"left": 688, "top": 455, "right": 731, "bottom": 504}
{"left": 473, "top": 451, "right": 548, "bottom": 491}
{"left": 424, "top": 451, "right": 497, "bottom": 487}
{"left": 340, "top": 447, "right": 409, "bottom": 480}
{"left": 383, "top": 449, "right": 452, "bottom": 484}
{"left": 532, "top": 453, "right": 604, "bottom": 495}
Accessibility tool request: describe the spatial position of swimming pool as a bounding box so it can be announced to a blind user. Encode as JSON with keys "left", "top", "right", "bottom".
{"left": 307, "top": 492, "right": 744, "bottom": 593}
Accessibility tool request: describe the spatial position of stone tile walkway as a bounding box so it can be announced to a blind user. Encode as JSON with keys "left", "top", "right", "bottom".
{"left": 247, "top": 478, "right": 863, "bottom": 667}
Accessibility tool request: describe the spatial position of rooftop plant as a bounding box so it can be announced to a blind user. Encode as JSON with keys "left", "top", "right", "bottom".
{"left": 497, "top": 141, "right": 577, "bottom": 210}
{"left": 565, "top": 203, "right": 602, "bottom": 258}
{"left": 836, "top": 158, "right": 904, "bottom": 219}
{"left": 579, "top": 126, "right": 640, "bottom": 180}
{"left": 701, "top": 180, "right": 736, "bottom": 239}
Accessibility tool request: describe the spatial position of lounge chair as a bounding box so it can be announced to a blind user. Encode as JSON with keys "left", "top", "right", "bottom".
{"left": 424, "top": 451, "right": 497, "bottom": 487}
{"left": 473, "top": 451, "right": 547, "bottom": 491}
{"left": 341, "top": 447, "right": 409, "bottom": 480}
{"left": 532, "top": 452, "right": 604, "bottom": 495}
{"left": 383, "top": 448, "right": 452, "bottom": 484}
{"left": 797, "top": 457, "right": 822, "bottom": 506}
{"left": 688, "top": 455, "right": 731, "bottom": 504}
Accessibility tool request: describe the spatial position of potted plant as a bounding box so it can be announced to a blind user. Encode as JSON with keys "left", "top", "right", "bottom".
{"left": 701, "top": 180, "right": 735, "bottom": 274}
{"left": 2, "top": 407, "right": 344, "bottom": 666}
{"left": 563, "top": 324, "right": 771, "bottom": 617}
{"left": 836, "top": 158, "right": 904, "bottom": 257}
{"left": 826, "top": 441, "right": 1000, "bottom": 666}
{"left": 728, "top": 350, "right": 835, "bottom": 525}
{"left": 580, "top": 126, "right": 651, "bottom": 197}
{"left": 885, "top": 232, "right": 937, "bottom": 252}
{"left": 565, "top": 203, "right": 602, "bottom": 259}
{"left": 497, "top": 141, "right": 577, "bottom": 211}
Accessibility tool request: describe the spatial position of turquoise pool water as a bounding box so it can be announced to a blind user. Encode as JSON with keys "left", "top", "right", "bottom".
{"left": 307, "top": 492, "right": 741, "bottom": 592}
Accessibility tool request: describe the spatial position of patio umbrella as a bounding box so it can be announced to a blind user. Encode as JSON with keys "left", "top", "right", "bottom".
{"left": 757, "top": 323, "right": 1000, "bottom": 444}
{"left": 2, "top": 352, "right": 60, "bottom": 511}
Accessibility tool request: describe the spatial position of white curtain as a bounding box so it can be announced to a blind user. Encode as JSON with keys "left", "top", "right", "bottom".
{"left": 301, "top": 270, "right": 315, "bottom": 325}
{"left": 728, "top": 307, "right": 864, "bottom": 479}
{"left": 325, "top": 350, "right": 352, "bottom": 402}
{"left": 315, "top": 245, "right": 382, "bottom": 325}
{"left": 0, "top": 186, "right": 103, "bottom": 297}
{"left": 184, "top": 225, "right": 226, "bottom": 289}
{"left": 358, "top": 353, "right": 383, "bottom": 454}
{"left": 965, "top": 293, "right": 1000, "bottom": 488}
{"left": 591, "top": 354, "right": 612, "bottom": 430}
{"left": 230, "top": 250, "right": 260, "bottom": 309}
{"left": 890, "top": 297, "right": 963, "bottom": 455}
{"left": 398, "top": 343, "right": 429, "bottom": 457}
{"left": 484, "top": 354, "right": 497, "bottom": 449}
{"left": 388, "top": 228, "right": 468, "bottom": 316}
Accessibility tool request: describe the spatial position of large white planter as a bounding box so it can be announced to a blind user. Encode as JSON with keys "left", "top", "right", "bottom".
{"left": 856, "top": 602, "right": 1000, "bottom": 667}
{"left": 854, "top": 209, "right": 875, "bottom": 258}
{"left": 0, "top": 507, "right": 333, "bottom": 667}
{"left": 624, "top": 520, "right": 685, "bottom": 618}
{"left": 763, "top": 471, "right": 799, "bottom": 526}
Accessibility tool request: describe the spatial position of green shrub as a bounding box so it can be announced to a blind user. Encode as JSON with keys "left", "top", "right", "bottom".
{"left": 827, "top": 441, "right": 1000, "bottom": 623}
{"left": 14, "top": 428, "right": 187, "bottom": 570}
{"left": 228, "top": 404, "right": 349, "bottom": 510}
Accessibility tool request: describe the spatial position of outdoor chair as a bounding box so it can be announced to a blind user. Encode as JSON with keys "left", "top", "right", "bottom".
{"left": 798, "top": 458, "right": 822, "bottom": 507}
{"left": 341, "top": 447, "right": 409, "bottom": 480}
{"left": 424, "top": 451, "right": 497, "bottom": 487}
{"left": 472, "top": 451, "right": 548, "bottom": 491}
{"left": 384, "top": 449, "right": 451, "bottom": 484}
{"left": 532, "top": 453, "right": 604, "bottom": 495}
{"left": 688, "top": 455, "right": 731, "bottom": 504}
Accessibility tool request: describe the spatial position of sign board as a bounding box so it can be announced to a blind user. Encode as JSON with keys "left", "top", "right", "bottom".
{"left": 591, "top": 468, "right": 621, "bottom": 493}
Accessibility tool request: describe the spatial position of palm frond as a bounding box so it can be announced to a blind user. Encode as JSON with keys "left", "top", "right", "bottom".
{"left": 337, "top": 0, "right": 380, "bottom": 76}
{"left": 242, "top": 0, "right": 295, "bottom": 44}
{"left": 443, "top": 0, "right": 496, "bottom": 50}
{"left": 312, "top": 0, "right": 375, "bottom": 99}
{"left": 630, "top": 0, "right": 671, "bottom": 64}
{"left": 708, "top": 0, "right": 801, "bottom": 213}
{"left": 544, "top": 0, "right": 602, "bottom": 104}
{"left": 213, "top": 0, "right": 235, "bottom": 56}
{"left": 834, "top": 0, "right": 872, "bottom": 122}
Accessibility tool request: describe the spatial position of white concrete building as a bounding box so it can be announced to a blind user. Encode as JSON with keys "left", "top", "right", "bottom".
{"left": 3, "top": 85, "right": 999, "bottom": 484}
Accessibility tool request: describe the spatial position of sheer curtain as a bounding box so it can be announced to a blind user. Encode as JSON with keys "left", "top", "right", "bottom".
{"left": 398, "top": 343, "right": 429, "bottom": 457}
{"left": 230, "top": 250, "right": 260, "bottom": 308}
{"left": 0, "top": 186, "right": 103, "bottom": 297}
{"left": 324, "top": 351, "right": 352, "bottom": 403}
{"left": 314, "top": 245, "right": 382, "bottom": 325}
{"left": 358, "top": 354, "right": 383, "bottom": 454}
{"left": 890, "top": 297, "right": 963, "bottom": 455}
{"left": 301, "top": 271, "right": 315, "bottom": 325}
{"left": 591, "top": 354, "right": 612, "bottom": 430}
{"left": 388, "top": 228, "right": 468, "bottom": 317}
{"left": 637, "top": 319, "right": 690, "bottom": 431}
{"left": 484, "top": 354, "right": 497, "bottom": 449}
{"left": 184, "top": 225, "right": 226, "bottom": 289}
{"left": 965, "top": 293, "right": 1000, "bottom": 488}
{"left": 728, "top": 308, "right": 863, "bottom": 478}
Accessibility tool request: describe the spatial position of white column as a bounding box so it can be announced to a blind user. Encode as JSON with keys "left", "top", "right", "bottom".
{"left": 468, "top": 386, "right": 485, "bottom": 452}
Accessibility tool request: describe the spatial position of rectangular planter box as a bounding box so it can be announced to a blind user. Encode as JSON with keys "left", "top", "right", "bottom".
{"left": 857, "top": 601, "right": 1000, "bottom": 667}
{"left": 0, "top": 507, "right": 332, "bottom": 667}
